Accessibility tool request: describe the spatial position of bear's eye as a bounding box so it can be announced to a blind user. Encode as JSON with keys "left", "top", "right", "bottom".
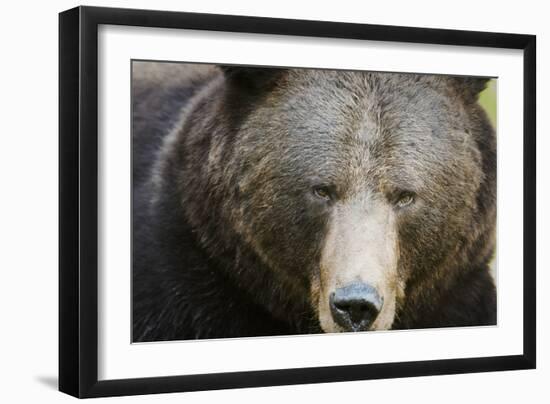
{"left": 312, "top": 185, "right": 333, "bottom": 201}
{"left": 395, "top": 192, "right": 415, "bottom": 208}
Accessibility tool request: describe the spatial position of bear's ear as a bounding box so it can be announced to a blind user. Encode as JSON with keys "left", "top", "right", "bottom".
{"left": 449, "top": 77, "right": 491, "bottom": 104}
{"left": 220, "top": 66, "right": 285, "bottom": 93}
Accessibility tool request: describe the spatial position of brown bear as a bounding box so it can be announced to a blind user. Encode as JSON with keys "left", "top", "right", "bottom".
{"left": 132, "top": 62, "right": 496, "bottom": 341}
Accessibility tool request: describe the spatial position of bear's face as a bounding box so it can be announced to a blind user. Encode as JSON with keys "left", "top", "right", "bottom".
{"left": 225, "top": 69, "right": 487, "bottom": 333}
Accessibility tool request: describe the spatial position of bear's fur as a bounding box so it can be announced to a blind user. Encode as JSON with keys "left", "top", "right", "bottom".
{"left": 132, "top": 62, "right": 496, "bottom": 341}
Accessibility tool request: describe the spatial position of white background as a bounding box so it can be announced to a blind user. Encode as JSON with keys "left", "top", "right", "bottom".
{"left": 0, "top": 0, "right": 546, "bottom": 403}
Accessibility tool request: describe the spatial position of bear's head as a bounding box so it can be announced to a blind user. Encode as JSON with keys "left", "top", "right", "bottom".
{"left": 178, "top": 67, "right": 496, "bottom": 333}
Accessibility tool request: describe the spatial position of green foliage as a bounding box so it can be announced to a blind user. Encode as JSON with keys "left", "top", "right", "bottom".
{"left": 478, "top": 79, "right": 497, "bottom": 128}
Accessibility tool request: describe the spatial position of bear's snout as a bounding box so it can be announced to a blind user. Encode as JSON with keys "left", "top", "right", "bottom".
{"left": 329, "top": 282, "right": 383, "bottom": 332}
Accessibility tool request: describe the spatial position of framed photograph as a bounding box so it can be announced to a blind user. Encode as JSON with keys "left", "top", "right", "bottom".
{"left": 59, "top": 6, "right": 536, "bottom": 398}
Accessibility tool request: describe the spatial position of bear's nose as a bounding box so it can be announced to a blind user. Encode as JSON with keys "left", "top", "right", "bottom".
{"left": 329, "top": 282, "right": 383, "bottom": 332}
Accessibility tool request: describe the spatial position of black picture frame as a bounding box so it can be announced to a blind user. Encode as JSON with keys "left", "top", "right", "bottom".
{"left": 59, "top": 5, "right": 536, "bottom": 398}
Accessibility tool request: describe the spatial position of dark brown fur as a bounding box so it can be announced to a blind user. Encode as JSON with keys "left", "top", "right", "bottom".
{"left": 132, "top": 62, "right": 496, "bottom": 341}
